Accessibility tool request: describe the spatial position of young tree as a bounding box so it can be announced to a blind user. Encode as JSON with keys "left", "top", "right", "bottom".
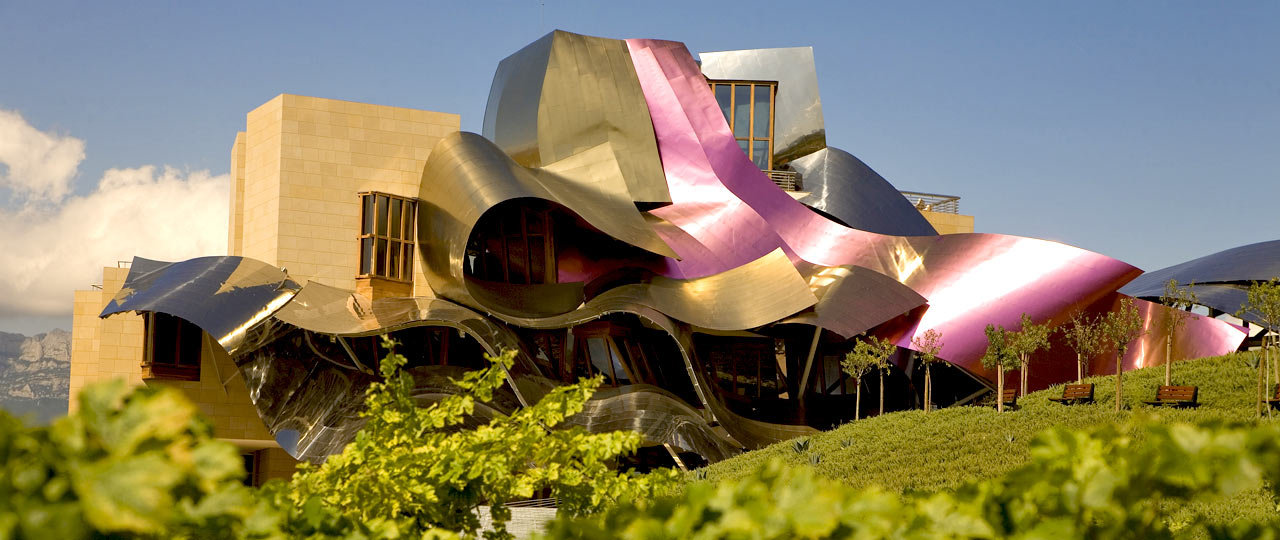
{"left": 1239, "top": 278, "right": 1280, "bottom": 418}
{"left": 284, "top": 341, "right": 676, "bottom": 539}
{"left": 981, "top": 324, "right": 1020, "bottom": 413}
{"left": 1011, "top": 313, "right": 1052, "bottom": 397}
{"left": 1102, "top": 297, "right": 1145, "bottom": 412}
{"left": 1158, "top": 279, "right": 1199, "bottom": 386}
{"left": 1063, "top": 310, "right": 1104, "bottom": 382}
{"left": 911, "top": 329, "right": 944, "bottom": 413}
{"left": 842, "top": 337, "right": 895, "bottom": 420}
{"left": 842, "top": 345, "right": 875, "bottom": 421}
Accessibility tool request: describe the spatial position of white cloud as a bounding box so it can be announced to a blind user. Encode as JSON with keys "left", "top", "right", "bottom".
{"left": 0, "top": 110, "right": 228, "bottom": 318}
{"left": 0, "top": 109, "right": 85, "bottom": 202}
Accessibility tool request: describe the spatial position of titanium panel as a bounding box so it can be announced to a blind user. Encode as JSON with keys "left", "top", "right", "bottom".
{"left": 1119, "top": 239, "right": 1280, "bottom": 296}
{"left": 781, "top": 263, "right": 928, "bottom": 338}
{"left": 239, "top": 281, "right": 740, "bottom": 462}
{"left": 787, "top": 147, "right": 938, "bottom": 236}
{"left": 418, "top": 131, "right": 675, "bottom": 317}
{"left": 625, "top": 37, "right": 1242, "bottom": 379}
{"left": 698, "top": 47, "right": 826, "bottom": 167}
{"left": 646, "top": 249, "right": 816, "bottom": 332}
{"left": 1119, "top": 240, "right": 1280, "bottom": 326}
{"left": 482, "top": 30, "right": 671, "bottom": 203}
{"left": 98, "top": 256, "right": 298, "bottom": 353}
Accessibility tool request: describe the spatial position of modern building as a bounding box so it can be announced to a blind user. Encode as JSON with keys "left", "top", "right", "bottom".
{"left": 71, "top": 95, "right": 460, "bottom": 481}
{"left": 73, "top": 31, "right": 1246, "bottom": 469}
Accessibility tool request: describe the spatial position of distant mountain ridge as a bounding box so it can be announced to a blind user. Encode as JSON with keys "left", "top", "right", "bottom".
{"left": 0, "top": 329, "right": 70, "bottom": 424}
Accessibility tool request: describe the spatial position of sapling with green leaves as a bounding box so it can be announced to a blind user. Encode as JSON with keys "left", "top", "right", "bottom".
{"left": 842, "top": 337, "right": 894, "bottom": 420}
{"left": 1158, "top": 279, "right": 1199, "bottom": 386}
{"left": 911, "top": 329, "right": 943, "bottom": 413}
{"left": 1011, "top": 313, "right": 1052, "bottom": 397}
{"left": 1102, "top": 297, "right": 1145, "bottom": 412}
{"left": 1063, "top": 310, "right": 1104, "bottom": 382}
{"left": 283, "top": 339, "right": 676, "bottom": 539}
{"left": 981, "top": 324, "right": 1020, "bottom": 413}
{"left": 1239, "top": 278, "right": 1280, "bottom": 418}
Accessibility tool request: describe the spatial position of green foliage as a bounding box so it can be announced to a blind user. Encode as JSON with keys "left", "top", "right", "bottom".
{"left": 1011, "top": 313, "right": 1051, "bottom": 359}
{"left": 1240, "top": 278, "right": 1280, "bottom": 418}
{"left": 1103, "top": 297, "right": 1147, "bottom": 411}
{"left": 1102, "top": 297, "right": 1146, "bottom": 358}
{"left": 1160, "top": 279, "right": 1200, "bottom": 331}
{"left": 0, "top": 379, "right": 257, "bottom": 539}
{"left": 1, "top": 342, "right": 674, "bottom": 539}
{"left": 1011, "top": 313, "right": 1052, "bottom": 395}
{"left": 911, "top": 329, "right": 943, "bottom": 367}
{"left": 545, "top": 419, "right": 1280, "bottom": 539}
{"left": 1160, "top": 279, "right": 1200, "bottom": 385}
{"left": 980, "top": 324, "right": 1019, "bottom": 373}
{"left": 1063, "top": 310, "right": 1105, "bottom": 381}
{"left": 843, "top": 336, "right": 896, "bottom": 378}
{"left": 695, "top": 352, "right": 1280, "bottom": 528}
{"left": 912, "top": 329, "right": 944, "bottom": 413}
{"left": 1240, "top": 278, "right": 1280, "bottom": 333}
{"left": 279, "top": 341, "right": 677, "bottom": 539}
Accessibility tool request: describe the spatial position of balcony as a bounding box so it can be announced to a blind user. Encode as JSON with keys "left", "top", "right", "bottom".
{"left": 765, "top": 170, "right": 801, "bottom": 191}
{"left": 900, "top": 191, "right": 960, "bottom": 214}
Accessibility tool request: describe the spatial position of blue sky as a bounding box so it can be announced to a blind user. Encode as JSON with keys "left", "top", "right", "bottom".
{"left": 0, "top": 1, "right": 1276, "bottom": 335}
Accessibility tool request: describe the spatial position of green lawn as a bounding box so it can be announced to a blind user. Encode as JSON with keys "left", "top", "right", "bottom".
{"left": 694, "top": 352, "right": 1280, "bottom": 524}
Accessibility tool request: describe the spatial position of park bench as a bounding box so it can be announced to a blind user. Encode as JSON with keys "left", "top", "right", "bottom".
{"left": 995, "top": 387, "right": 1017, "bottom": 410}
{"left": 1048, "top": 383, "right": 1095, "bottom": 405}
{"left": 1143, "top": 385, "right": 1200, "bottom": 408}
{"left": 1265, "top": 384, "right": 1280, "bottom": 411}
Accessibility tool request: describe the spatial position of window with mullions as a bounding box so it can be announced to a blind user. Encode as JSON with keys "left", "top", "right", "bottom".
{"left": 142, "top": 312, "right": 202, "bottom": 381}
{"left": 709, "top": 80, "right": 776, "bottom": 170}
{"left": 466, "top": 206, "right": 556, "bottom": 285}
{"left": 358, "top": 192, "right": 416, "bottom": 282}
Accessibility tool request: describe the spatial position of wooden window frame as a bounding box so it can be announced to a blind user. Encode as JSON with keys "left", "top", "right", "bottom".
{"left": 358, "top": 192, "right": 417, "bottom": 283}
{"left": 468, "top": 206, "right": 557, "bottom": 285}
{"left": 142, "top": 312, "right": 202, "bottom": 381}
{"left": 708, "top": 79, "right": 777, "bottom": 170}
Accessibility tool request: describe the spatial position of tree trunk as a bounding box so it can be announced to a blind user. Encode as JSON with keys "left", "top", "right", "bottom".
{"left": 1259, "top": 341, "right": 1267, "bottom": 419}
{"left": 1020, "top": 353, "right": 1029, "bottom": 396}
{"left": 878, "top": 371, "right": 885, "bottom": 416}
{"left": 997, "top": 369, "right": 1004, "bottom": 413}
{"left": 1115, "top": 351, "right": 1124, "bottom": 412}
{"left": 1165, "top": 334, "right": 1173, "bottom": 386}
{"left": 855, "top": 377, "right": 862, "bottom": 420}
{"left": 924, "top": 365, "right": 932, "bottom": 413}
{"left": 1076, "top": 353, "right": 1083, "bottom": 383}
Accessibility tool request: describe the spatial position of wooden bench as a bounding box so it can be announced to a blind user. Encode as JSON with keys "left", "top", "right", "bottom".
{"left": 1048, "top": 383, "right": 1095, "bottom": 405}
{"left": 1143, "top": 385, "right": 1200, "bottom": 408}
{"left": 995, "top": 387, "right": 1017, "bottom": 410}
{"left": 1265, "top": 384, "right": 1280, "bottom": 410}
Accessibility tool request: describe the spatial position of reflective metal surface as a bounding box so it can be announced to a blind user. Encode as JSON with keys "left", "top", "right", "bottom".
{"left": 99, "top": 256, "right": 298, "bottom": 353}
{"left": 698, "top": 47, "right": 826, "bottom": 167}
{"left": 787, "top": 147, "right": 938, "bottom": 236}
{"left": 624, "top": 37, "right": 1244, "bottom": 375}
{"left": 483, "top": 30, "right": 670, "bottom": 204}
{"left": 97, "top": 33, "right": 1255, "bottom": 466}
{"left": 418, "top": 131, "right": 675, "bottom": 317}
{"left": 1120, "top": 239, "right": 1280, "bottom": 326}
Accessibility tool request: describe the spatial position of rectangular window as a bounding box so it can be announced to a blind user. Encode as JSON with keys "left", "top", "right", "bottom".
{"left": 709, "top": 80, "right": 777, "bottom": 170}
{"left": 142, "top": 312, "right": 203, "bottom": 381}
{"left": 358, "top": 192, "right": 417, "bottom": 282}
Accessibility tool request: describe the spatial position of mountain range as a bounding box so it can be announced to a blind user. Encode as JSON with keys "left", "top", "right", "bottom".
{"left": 0, "top": 329, "right": 70, "bottom": 424}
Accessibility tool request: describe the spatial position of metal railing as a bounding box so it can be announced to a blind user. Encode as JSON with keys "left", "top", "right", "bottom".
{"left": 900, "top": 191, "right": 960, "bottom": 214}
{"left": 765, "top": 169, "right": 801, "bottom": 191}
